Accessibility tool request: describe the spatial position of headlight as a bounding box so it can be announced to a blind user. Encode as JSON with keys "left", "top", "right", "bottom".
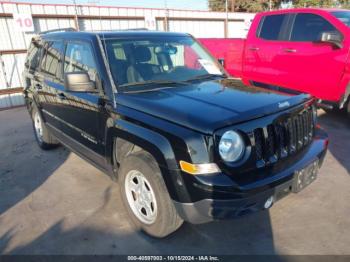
{"left": 219, "top": 130, "right": 245, "bottom": 162}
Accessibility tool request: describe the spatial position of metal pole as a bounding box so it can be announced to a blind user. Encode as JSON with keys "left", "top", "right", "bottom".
{"left": 225, "top": 0, "right": 228, "bottom": 38}
{"left": 0, "top": 54, "right": 13, "bottom": 107}
{"left": 72, "top": 0, "right": 80, "bottom": 31}
{"left": 164, "top": 0, "right": 169, "bottom": 31}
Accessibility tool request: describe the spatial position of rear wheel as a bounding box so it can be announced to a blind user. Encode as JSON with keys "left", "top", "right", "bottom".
{"left": 119, "top": 152, "right": 183, "bottom": 238}
{"left": 31, "top": 106, "right": 59, "bottom": 150}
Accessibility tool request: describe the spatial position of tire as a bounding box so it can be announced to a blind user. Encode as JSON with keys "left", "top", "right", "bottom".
{"left": 119, "top": 152, "right": 183, "bottom": 238}
{"left": 31, "top": 106, "right": 59, "bottom": 150}
{"left": 346, "top": 99, "right": 350, "bottom": 118}
{"left": 323, "top": 106, "right": 345, "bottom": 115}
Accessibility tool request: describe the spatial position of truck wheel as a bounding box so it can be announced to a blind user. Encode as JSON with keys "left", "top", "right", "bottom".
{"left": 31, "top": 106, "right": 59, "bottom": 150}
{"left": 119, "top": 152, "right": 183, "bottom": 238}
{"left": 346, "top": 99, "right": 350, "bottom": 118}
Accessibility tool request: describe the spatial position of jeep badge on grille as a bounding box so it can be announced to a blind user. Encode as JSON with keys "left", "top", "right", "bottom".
{"left": 278, "top": 101, "right": 290, "bottom": 108}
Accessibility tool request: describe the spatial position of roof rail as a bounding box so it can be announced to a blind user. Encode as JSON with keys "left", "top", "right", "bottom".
{"left": 39, "top": 27, "right": 77, "bottom": 35}
{"left": 99, "top": 28, "right": 149, "bottom": 32}
{"left": 121, "top": 28, "right": 149, "bottom": 31}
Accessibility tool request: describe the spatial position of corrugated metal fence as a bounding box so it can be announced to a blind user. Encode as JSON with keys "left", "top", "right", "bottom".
{"left": 0, "top": 1, "right": 255, "bottom": 109}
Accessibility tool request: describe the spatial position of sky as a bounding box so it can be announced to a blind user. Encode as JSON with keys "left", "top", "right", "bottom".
{"left": 13, "top": 0, "right": 209, "bottom": 10}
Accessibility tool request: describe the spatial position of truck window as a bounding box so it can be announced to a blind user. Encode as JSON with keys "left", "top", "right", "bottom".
{"left": 40, "top": 41, "right": 63, "bottom": 79}
{"left": 290, "top": 13, "right": 338, "bottom": 42}
{"left": 64, "top": 42, "right": 97, "bottom": 83}
{"left": 258, "top": 14, "right": 286, "bottom": 40}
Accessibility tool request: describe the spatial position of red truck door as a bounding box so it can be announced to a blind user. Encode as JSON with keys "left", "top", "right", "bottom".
{"left": 243, "top": 14, "right": 289, "bottom": 86}
{"left": 276, "top": 13, "right": 348, "bottom": 101}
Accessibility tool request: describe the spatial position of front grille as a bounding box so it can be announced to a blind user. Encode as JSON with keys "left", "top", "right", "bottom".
{"left": 252, "top": 107, "right": 314, "bottom": 168}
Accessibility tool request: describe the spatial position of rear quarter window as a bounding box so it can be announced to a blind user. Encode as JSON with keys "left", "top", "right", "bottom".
{"left": 25, "top": 40, "right": 42, "bottom": 71}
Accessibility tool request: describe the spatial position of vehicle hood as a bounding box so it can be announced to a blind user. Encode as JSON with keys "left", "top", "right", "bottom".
{"left": 116, "top": 79, "right": 311, "bottom": 134}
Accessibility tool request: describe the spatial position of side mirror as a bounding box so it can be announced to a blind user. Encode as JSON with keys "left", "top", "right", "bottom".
{"left": 218, "top": 58, "right": 225, "bottom": 67}
{"left": 319, "top": 32, "right": 343, "bottom": 49}
{"left": 64, "top": 72, "right": 96, "bottom": 92}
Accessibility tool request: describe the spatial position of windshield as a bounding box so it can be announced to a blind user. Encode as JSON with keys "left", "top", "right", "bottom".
{"left": 331, "top": 11, "right": 350, "bottom": 27}
{"left": 104, "top": 35, "right": 225, "bottom": 92}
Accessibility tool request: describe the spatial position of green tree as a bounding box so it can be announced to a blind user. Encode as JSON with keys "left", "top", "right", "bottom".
{"left": 293, "top": 0, "right": 336, "bottom": 7}
{"left": 338, "top": 0, "right": 350, "bottom": 8}
{"left": 208, "top": 0, "right": 282, "bottom": 13}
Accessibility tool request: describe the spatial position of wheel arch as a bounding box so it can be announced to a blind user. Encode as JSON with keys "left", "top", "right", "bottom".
{"left": 340, "top": 82, "right": 350, "bottom": 108}
{"left": 105, "top": 118, "right": 188, "bottom": 201}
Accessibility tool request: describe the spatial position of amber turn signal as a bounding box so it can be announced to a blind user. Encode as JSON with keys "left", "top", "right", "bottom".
{"left": 179, "top": 160, "right": 221, "bottom": 175}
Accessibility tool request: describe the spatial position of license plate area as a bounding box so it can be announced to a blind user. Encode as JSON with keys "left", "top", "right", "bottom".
{"left": 292, "top": 159, "right": 319, "bottom": 193}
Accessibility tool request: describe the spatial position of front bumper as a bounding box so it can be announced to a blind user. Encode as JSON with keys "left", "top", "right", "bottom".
{"left": 173, "top": 128, "right": 328, "bottom": 224}
{"left": 173, "top": 178, "right": 293, "bottom": 224}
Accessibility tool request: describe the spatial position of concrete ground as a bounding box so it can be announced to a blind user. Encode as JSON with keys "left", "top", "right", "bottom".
{"left": 0, "top": 107, "right": 350, "bottom": 255}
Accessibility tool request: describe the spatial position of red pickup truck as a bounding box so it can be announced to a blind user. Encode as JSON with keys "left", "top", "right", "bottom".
{"left": 200, "top": 8, "right": 350, "bottom": 115}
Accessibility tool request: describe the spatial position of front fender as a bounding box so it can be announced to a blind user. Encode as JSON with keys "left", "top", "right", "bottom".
{"left": 115, "top": 119, "right": 179, "bottom": 170}
{"left": 105, "top": 118, "right": 193, "bottom": 202}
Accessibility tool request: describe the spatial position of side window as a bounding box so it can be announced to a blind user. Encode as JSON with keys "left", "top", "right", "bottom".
{"left": 258, "top": 14, "right": 286, "bottom": 40}
{"left": 40, "top": 41, "right": 63, "bottom": 79}
{"left": 64, "top": 42, "right": 97, "bottom": 83}
{"left": 25, "top": 39, "right": 42, "bottom": 71}
{"left": 291, "top": 13, "right": 338, "bottom": 42}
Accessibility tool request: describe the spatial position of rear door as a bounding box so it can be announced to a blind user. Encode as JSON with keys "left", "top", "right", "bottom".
{"left": 243, "top": 13, "right": 289, "bottom": 85}
{"left": 23, "top": 38, "right": 43, "bottom": 103}
{"left": 277, "top": 12, "right": 348, "bottom": 101}
{"left": 37, "top": 40, "right": 65, "bottom": 131}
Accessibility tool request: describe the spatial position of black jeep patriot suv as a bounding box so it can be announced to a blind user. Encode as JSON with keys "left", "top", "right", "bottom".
{"left": 23, "top": 29, "right": 329, "bottom": 237}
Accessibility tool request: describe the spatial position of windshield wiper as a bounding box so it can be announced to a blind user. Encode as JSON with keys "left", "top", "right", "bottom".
{"left": 119, "top": 79, "right": 191, "bottom": 93}
{"left": 120, "top": 79, "right": 188, "bottom": 88}
{"left": 185, "top": 74, "right": 226, "bottom": 82}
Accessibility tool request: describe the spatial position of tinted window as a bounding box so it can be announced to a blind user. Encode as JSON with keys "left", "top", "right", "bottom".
{"left": 25, "top": 39, "right": 42, "bottom": 71}
{"left": 40, "top": 41, "right": 63, "bottom": 79}
{"left": 291, "top": 13, "right": 338, "bottom": 42}
{"left": 259, "top": 14, "right": 286, "bottom": 40}
{"left": 64, "top": 42, "right": 97, "bottom": 83}
{"left": 332, "top": 11, "right": 350, "bottom": 27}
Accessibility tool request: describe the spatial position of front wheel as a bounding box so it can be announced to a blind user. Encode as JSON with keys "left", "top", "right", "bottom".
{"left": 346, "top": 99, "right": 350, "bottom": 118}
{"left": 119, "top": 152, "right": 183, "bottom": 238}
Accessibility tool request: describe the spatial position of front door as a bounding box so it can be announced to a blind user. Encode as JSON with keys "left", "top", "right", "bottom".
{"left": 56, "top": 40, "right": 106, "bottom": 166}
{"left": 277, "top": 13, "right": 348, "bottom": 101}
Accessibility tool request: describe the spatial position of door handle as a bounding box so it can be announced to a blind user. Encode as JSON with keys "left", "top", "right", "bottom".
{"left": 34, "top": 83, "right": 42, "bottom": 90}
{"left": 56, "top": 93, "right": 67, "bottom": 100}
{"left": 248, "top": 46, "right": 260, "bottom": 51}
{"left": 284, "top": 48, "right": 297, "bottom": 53}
